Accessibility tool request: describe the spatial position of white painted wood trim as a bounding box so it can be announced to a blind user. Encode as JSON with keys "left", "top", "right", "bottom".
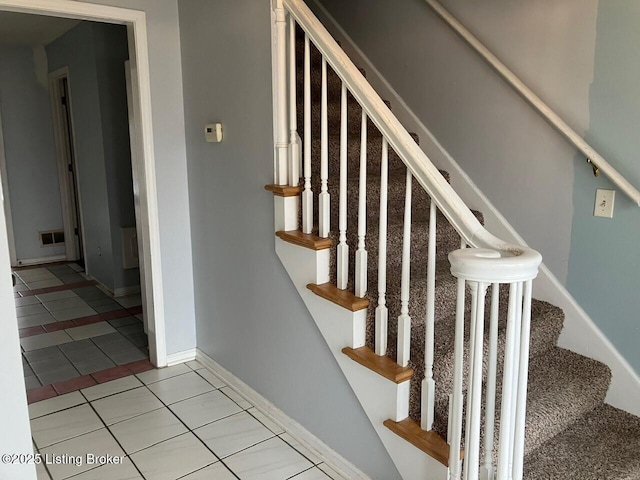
{"left": 48, "top": 67, "right": 84, "bottom": 264}
{"left": 0, "top": 107, "right": 17, "bottom": 265}
{"left": 0, "top": 0, "right": 167, "bottom": 369}
{"left": 195, "top": 349, "right": 371, "bottom": 480}
{"left": 424, "top": 0, "right": 640, "bottom": 207}
{"left": 307, "top": 0, "right": 640, "bottom": 416}
{"left": 166, "top": 348, "right": 197, "bottom": 367}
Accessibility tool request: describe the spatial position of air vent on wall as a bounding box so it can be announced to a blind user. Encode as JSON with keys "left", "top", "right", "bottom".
{"left": 40, "top": 230, "right": 65, "bottom": 246}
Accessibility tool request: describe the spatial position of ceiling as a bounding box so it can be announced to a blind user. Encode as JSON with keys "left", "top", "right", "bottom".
{"left": 0, "top": 11, "right": 81, "bottom": 46}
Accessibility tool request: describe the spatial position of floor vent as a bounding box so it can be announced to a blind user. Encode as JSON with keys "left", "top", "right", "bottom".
{"left": 40, "top": 230, "right": 65, "bottom": 246}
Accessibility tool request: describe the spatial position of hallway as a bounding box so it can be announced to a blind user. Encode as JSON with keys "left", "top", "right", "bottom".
{"left": 14, "top": 262, "right": 148, "bottom": 403}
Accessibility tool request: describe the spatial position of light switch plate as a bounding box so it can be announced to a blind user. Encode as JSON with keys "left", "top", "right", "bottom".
{"left": 594, "top": 189, "right": 615, "bottom": 218}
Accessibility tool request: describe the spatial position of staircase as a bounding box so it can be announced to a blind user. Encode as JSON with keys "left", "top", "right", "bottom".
{"left": 267, "top": 1, "right": 640, "bottom": 479}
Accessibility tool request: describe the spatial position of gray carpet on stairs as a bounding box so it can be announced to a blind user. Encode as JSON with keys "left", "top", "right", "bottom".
{"left": 295, "top": 33, "right": 640, "bottom": 478}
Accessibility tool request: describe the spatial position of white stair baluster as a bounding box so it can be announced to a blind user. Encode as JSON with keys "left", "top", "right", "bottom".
{"left": 274, "top": 0, "right": 288, "bottom": 185}
{"left": 288, "top": 15, "right": 300, "bottom": 186}
{"left": 375, "top": 137, "right": 389, "bottom": 356}
{"left": 513, "top": 280, "right": 533, "bottom": 480}
{"left": 354, "top": 110, "right": 368, "bottom": 298}
{"left": 337, "top": 83, "right": 349, "bottom": 289}
{"left": 481, "top": 283, "right": 500, "bottom": 480}
{"left": 497, "top": 282, "right": 519, "bottom": 480}
{"left": 397, "top": 169, "right": 412, "bottom": 367}
{"left": 421, "top": 199, "right": 437, "bottom": 430}
{"left": 301, "top": 34, "right": 313, "bottom": 234}
{"left": 318, "top": 57, "right": 330, "bottom": 238}
{"left": 464, "top": 282, "right": 488, "bottom": 480}
{"left": 463, "top": 280, "right": 480, "bottom": 478}
{"left": 448, "top": 277, "right": 467, "bottom": 480}
{"left": 508, "top": 282, "right": 524, "bottom": 479}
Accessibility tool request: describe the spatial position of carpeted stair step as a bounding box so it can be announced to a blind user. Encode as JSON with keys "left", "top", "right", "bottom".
{"left": 425, "top": 299, "right": 565, "bottom": 430}
{"left": 523, "top": 404, "right": 640, "bottom": 480}
{"left": 513, "top": 347, "right": 611, "bottom": 458}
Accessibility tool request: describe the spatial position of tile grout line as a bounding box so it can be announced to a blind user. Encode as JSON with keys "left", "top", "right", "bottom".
{"left": 78, "top": 388, "right": 149, "bottom": 480}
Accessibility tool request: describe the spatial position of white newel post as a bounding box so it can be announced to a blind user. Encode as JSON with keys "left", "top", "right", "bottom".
{"left": 274, "top": 0, "right": 289, "bottom": 186}
{"left": 448, "top": 247, "right": 541, "bottom": 480}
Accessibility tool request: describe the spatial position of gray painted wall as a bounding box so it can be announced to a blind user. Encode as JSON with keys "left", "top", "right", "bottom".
{"left": 178, "top": 1, "right": 401, "bottom": 478}
{"left": 567, "top": 1, "right": 640, "bottom": 373}
{"left": 46, "top": 22, "right": 139, "bottom": 293}
{"left": 313, "top": 0, "right": 640, "bottom": 372}
{"left": 81, "top": 0, "right": 196, "bottom": 355}
{"left": 311, "top": 0, "right": 597, "bottom": 286}
{"left": 0, "top": 46, "right": 65, "bottom": 261}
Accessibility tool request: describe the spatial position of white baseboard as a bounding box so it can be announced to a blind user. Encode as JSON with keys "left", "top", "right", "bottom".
{"left": 14, "top": 254, "right": 67, "bottom": 267}
{"left": 195, "top": 349, "right": 371, "bottom": 480}
{"left": 309, "top": 0, "right": 640, "bottom": 416}
{"left": 166, "top": 348, "right": 197, "bottom": 366}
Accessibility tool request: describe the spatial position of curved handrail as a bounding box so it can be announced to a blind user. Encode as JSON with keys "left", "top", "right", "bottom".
{"left": 424, "top": 0, "right": 640, "bottom": 207}
{"left": 284, "top": 0, "right": 542, "bottom": 271}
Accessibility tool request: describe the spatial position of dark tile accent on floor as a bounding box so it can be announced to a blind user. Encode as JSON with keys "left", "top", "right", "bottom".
{"left": 52, "top": 375, "right": 97, "bottom": 395}
{"left": 42, "top": 320, "right": 76, "bottom": 332}
{"left": 73, "top": 315, "right": 104, "bottom": 326}
{"left": 127, "top": 305, "right": 143, "bottom": 315}
{"left": 19, "top": 326, "right": 46, "bottom": 338}
{"left": 92, "top": 365, "right": 135, "bottom": 384}
{"left": 27, "top": 385, "right": 57, "bottom": 404}
{"left": 100, "top": 309, "right": 131, "bottom": 321}
{"left": 20, "top": 280, "right": 97, "bottom": 297}
{"left": 124, "top": 359, "right": 154, "bottom": 374}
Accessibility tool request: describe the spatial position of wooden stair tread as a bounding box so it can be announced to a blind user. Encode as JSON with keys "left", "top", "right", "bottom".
{"left": 342, "top": 346, "right": 413, "bottom": 383}
{"left": 264, "top": 184, "right": 302, "bottom": 197}
{"left": 384, "top": 418, "right": 460, "bottom": 467}
{"left": 276, "top": 230, "right": 332, "bottom": 250}
{"left": 307, "top": 283, "right": 369, "bottom": 311}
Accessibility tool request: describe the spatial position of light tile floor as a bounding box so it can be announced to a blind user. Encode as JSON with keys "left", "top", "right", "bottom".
{"left": 30, "top": 362, "right": 345, "bottom": 480}
{"left": 14, "top": 263, "right": 147, "bottom": 392}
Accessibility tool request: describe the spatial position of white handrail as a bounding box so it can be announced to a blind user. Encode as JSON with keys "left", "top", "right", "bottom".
{"left": 283, "top": 0, "right": 542, "bottom": 269}
{"left": 424, "top": 0, "right": 640, "bottom": 207}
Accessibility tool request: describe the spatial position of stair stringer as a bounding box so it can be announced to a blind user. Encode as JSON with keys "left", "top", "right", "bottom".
{"left": 276, "top": 237, "right": 449, "bottom": 480}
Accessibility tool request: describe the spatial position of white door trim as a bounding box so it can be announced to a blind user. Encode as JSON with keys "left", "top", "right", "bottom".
{"left": 0, "top": 0, "right": 167, "bottom": 367}
{"left": 48, "top": 67, "right": 84, "bottom": 264}
{"left": 0, "top": 106, "right": 17, "bottom": 265}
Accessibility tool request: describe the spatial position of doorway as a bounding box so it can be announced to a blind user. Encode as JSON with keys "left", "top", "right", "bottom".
{"left": 50, "top": 70, "right": 85, "bottom": 267}
{"left": 0, "top": 0, "right": 167, "bottom": 368}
